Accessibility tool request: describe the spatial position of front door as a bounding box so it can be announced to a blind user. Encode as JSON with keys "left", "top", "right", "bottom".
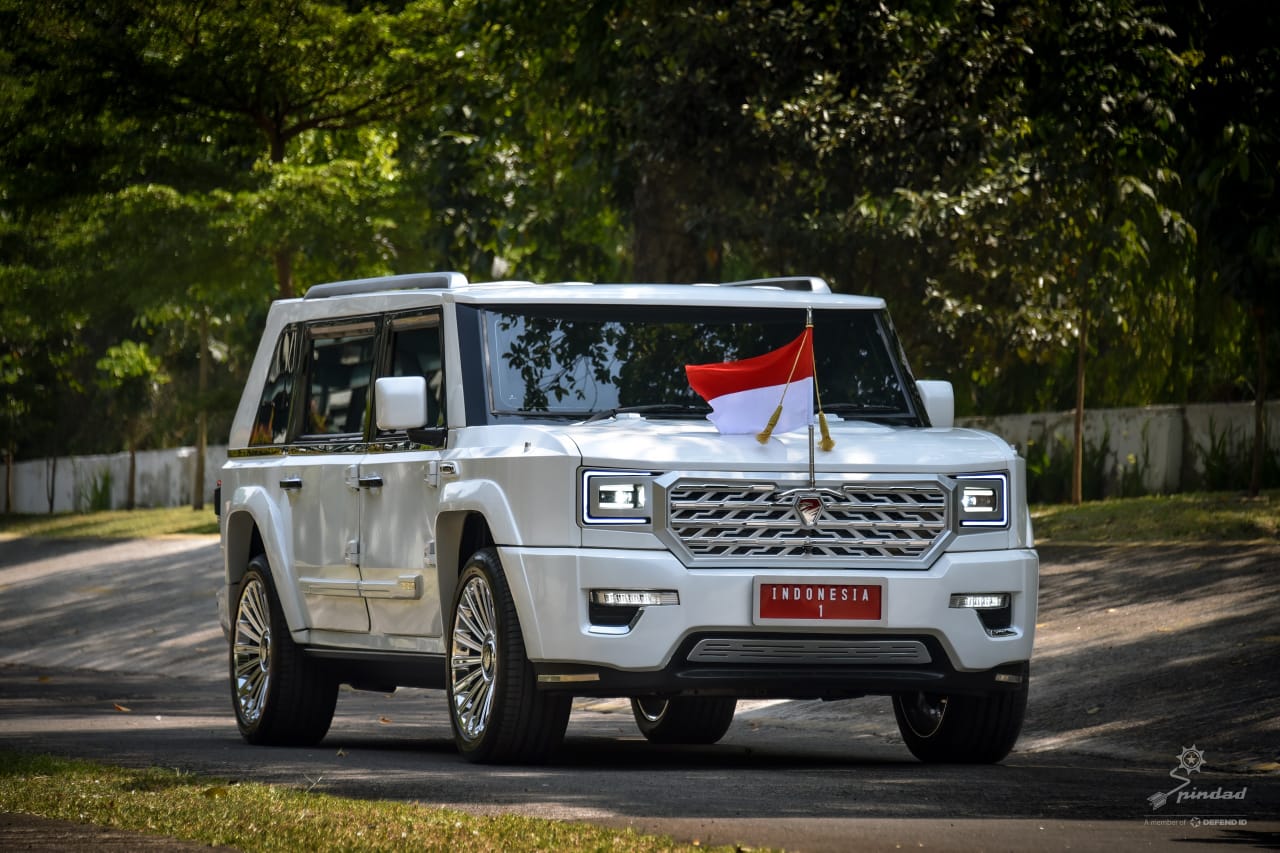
{"left": 358, "top": 314, "right": 448, "bottom": 643}
{"left": 288, "top": 319, "right": 379, "bottom": 634}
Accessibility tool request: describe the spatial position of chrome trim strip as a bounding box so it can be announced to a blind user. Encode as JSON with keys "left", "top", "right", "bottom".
{"left": 687, "top": 638, "right": 932, "bottom": 665}
{"left": 301, "top": 574, "right": 425, "bottom": 601}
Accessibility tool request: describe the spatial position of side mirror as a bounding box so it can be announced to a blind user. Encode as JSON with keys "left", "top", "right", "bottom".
{"left": 375, "top": 376, "right": 428, "bottom": 431}
{"left": 916, "top": 380, "right": 954, "bottom": 429}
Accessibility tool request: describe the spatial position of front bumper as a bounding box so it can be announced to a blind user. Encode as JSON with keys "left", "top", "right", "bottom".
{"left": 499, "top": 545, "right": 1038, "bottom": 697}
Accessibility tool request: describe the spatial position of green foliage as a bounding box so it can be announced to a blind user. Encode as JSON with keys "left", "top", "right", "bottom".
{"left": 1, "top": 0, "right": 1278, "bottom": 464}
{"left": 1025, "top": 430, "right": 1110, "bottom": 504}
{"left": 75, "top": 469, "right": 114, "bottom": 513}
{"left": 1193, "top": 417, "right": 1280, "bottom": 492}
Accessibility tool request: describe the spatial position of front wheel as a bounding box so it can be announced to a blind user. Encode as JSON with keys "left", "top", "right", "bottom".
{"left": 891, "top": 664, "right": 1029, "bottom": 763}
{"left": 230, "top": 555, "right": 337, "bottom": 745}
{"left": 447, "top": 548, "right": 571, "bottom": 763}
{"left": 630, "top": 696, "right": 737, "bottom": 745}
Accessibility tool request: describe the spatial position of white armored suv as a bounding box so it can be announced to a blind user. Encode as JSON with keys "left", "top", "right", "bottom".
{"left": 217, "top": 272, "right": 1038, "bottom": 764}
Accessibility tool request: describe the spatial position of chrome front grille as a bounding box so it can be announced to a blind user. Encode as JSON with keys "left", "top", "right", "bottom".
{"left": 664, "top": 480, "right": 948, "bottom": 565}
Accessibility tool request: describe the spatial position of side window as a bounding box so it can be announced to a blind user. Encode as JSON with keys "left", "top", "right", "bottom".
{"left": 384, "top": 316, "right": 445, "bottom": 432}
{"left": 302, "top": 322, "right": 378, "bottom": 438}
{"left": 250, "top": 325, "right": 298, "bottom": 446}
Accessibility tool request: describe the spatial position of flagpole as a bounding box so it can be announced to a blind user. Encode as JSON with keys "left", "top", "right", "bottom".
{"left": 806, "top": 309, "right": 816, "bottom": 487}
{"left": 808, "top": 423, "right": 816, "bottom": 489}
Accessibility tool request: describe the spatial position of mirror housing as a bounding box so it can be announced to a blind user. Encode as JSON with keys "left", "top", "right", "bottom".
{"left": 375, "top": 376, "right": 428, "bottom": 431}
{"left": 916, "top": 380, "right": 954, "bottom": 429}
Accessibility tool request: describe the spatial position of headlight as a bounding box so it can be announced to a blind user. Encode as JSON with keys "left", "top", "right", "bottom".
{"left": 956, "top": 474, "right": 1009, "bottom": 529}
{"left": 581, "top": 470, "right": 653, "bottom": 525}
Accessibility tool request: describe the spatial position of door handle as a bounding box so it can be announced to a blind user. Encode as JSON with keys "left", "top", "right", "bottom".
{"left": 357, "top": 474, "right": 384, "bottom": 489}
{"left": 279, "top": 476, "right": 303, "bottom": 491}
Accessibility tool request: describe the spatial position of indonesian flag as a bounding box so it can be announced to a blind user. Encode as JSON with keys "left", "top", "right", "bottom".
{"left": 685, "top": 330, "right": 814, "bottom": 437}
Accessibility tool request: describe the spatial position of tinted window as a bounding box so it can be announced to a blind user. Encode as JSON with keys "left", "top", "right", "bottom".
{"left": 250, "top": 326, "right": 299, "bottom": 445}
{"left": 384, "top": 317, "right": 446, "bottom": 432}
{"left": 303, "top": 323, "right": 377, "bottom": 437}
{"left": 482, "top": 305, "right": 918, "bottom": 423}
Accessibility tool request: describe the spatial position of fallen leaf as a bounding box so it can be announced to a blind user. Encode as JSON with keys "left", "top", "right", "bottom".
{"left": 112, "top": 703, "right": 131, "bottom": 713}
{"left": 378, "top": 716, "right": 392, "bottom": 724}
{"left": 1086, "top": 706, "right": 1101, "bottom": 715}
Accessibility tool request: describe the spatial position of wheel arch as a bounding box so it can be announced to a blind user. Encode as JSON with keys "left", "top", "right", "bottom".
{"left": 223, "top": 488, "right": 306, "bottom": 634}
{"left": 436, "top": 510, "right": 495, "bottom": 618}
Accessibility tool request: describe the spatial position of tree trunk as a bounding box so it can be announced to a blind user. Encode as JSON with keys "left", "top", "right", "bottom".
{"left": 631, "top": 166, "right": 716, "bottom": 283}
{"left": 4, "top": 445, "right": 12, "bottom": 514}
{"left": 274, "top": 248, "right": 295, "bottom": 300}
{"left": 1248, "top": 306, "right": 1268, "bottom": 497}
{"left": 45, "top": 456, "right": 56, "bottom": 514}
{"left": 1072, "top": 302, "right": 1088, "bottom": 505}
{"left": 193, "top": 310, "right": 209, "bottom": 511}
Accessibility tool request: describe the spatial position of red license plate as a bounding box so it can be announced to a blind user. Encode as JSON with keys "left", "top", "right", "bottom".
{"left": 758, "top": 583, "right": 882, "bottom": 620}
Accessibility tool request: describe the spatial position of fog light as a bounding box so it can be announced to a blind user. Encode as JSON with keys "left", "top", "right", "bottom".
{"left": 590, "top": 590, "right": 679, "bottom": 607}
{"left": 949, "top": 593, "right": 1010, "bottom": 610}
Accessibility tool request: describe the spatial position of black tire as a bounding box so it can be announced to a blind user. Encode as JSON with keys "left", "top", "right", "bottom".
{"left": 230, "top": 555, "right": 337, "bottom": 746}
{"left": 630, "top": 696, "right": 737, "bottom": 745}
{"left": 447, "top": 548, "right": 571, "bottom": 763}
{"left": 891, "top": 663, "right": 1029, "bottom": 763}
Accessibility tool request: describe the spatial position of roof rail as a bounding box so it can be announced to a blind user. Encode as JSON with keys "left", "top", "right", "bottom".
{"left": 303, "top": 271, "right": 469, "bottom": 300}
{"left": 720, "top": 276, "right": 831, "bottom": 294}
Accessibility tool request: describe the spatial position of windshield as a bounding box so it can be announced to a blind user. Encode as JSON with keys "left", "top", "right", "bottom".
{"left": 481, "top": 304, "right": 920, "bottom": 423}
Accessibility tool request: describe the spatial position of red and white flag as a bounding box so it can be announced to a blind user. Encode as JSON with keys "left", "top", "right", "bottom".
{"left": 685, "top": 330, "right": 814, "bottom": 437}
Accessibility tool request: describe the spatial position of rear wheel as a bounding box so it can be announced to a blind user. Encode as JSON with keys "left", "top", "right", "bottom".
{"left": 447, "top": 548, "right": 571, "bottom": 763}
{"left": 630, "top": 696, "right": 737, "bottom": 745}
{"left": 230, "top": 555, "right": 337, "bottom": 745}
{"left": 892, "top": 664, "right": 1028, "bottom": 763}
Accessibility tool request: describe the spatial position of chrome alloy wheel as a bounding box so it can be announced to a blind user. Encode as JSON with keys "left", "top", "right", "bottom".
{"left": 232, "top": 575, "right": 272, "bottom": 725}
{"left": 898, "top": 692, "right": 949, "bottom": 738}
{"left": 450, "top": 574, "right": 499, "bottom": 742}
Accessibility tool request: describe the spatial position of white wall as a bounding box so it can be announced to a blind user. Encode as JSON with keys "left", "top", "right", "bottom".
{"left": 959, "top": 400, "right": 1278, "bottom": 495}
{"left": 9, "top": 445, "right": 228, "bottom": 514}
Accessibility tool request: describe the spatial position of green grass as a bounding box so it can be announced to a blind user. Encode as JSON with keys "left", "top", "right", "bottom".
{"left": 0, "top": 506, "right": 219, "bottom": 538}
{"left": 1032, "top": 490, "right": 1280, "bottom": 545}
{"left": 0, "top": 750, "right": 737, "bottom": 852}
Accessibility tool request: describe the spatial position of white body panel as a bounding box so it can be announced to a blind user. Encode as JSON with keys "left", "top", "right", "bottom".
{"left": 219, "top": 275, "right": 1038, "bottom": 702}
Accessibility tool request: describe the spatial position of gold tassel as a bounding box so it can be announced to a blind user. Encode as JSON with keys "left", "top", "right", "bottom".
{"left": 757, "top": 405, "right": 783, "bottom": 444}
{"left": 818, "top": 412, "right": 836, "bottom": 451}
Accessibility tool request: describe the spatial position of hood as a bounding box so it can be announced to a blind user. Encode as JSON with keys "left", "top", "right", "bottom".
{"left": 560, "top": 416, "right": 1016, "bottom": 473}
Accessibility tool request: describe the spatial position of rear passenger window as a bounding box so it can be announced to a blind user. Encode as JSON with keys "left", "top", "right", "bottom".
{"left": 303, "top": 322, "right": 377, "bottom": 437}
{"left": 250, "top": 326, "right": 299, "bottom": 446}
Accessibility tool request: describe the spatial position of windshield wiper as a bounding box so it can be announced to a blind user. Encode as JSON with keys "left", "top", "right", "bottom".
{"left": 822, "top": 403, "right": 917, "bottom": 423}
{"left": 583, "top": 404, "right": 709, "bottom": 424}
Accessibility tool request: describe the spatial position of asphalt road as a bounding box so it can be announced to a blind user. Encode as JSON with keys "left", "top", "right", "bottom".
{"left": 0, "top": 535, "right": 1276, "bottom": 852}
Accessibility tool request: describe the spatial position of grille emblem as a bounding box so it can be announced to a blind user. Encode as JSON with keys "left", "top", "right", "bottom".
{"left": 794, "top": 495, "right": 825, "bottom": 528}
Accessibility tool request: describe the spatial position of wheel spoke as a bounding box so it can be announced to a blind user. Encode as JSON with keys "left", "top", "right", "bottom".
{"left": 450, "top": 574, "right": 500, "bottom": 742}
{"left": 232, "top": 577, "right": 272, "bottom": 725}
